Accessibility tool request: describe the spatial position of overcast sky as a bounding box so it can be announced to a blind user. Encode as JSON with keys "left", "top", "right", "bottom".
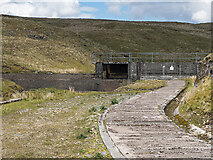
{"left": 0, "top": 0, "right": 211, "bottom": 23}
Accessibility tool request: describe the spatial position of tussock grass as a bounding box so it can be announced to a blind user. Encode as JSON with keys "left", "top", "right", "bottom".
{"left": 179, "top": 76, "right": 211, "bottom": 129}
{"left": 1, "top": 78, "right": 23, "bottom": 101}
{"left": 116, "top": 79, "right": 167, "bottom": 92}
{"left": 111, "top": 98, "right": 119, "bottom": 104}
{"left": 2, "top": 88, "right": 78, "bottom": 115}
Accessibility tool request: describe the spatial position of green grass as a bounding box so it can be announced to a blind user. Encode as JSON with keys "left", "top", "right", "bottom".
{"left": 2, "top": 15, "right": 210, "bottom": 73}
{"left": 116, "top": 79, "right": 167, "bottom": 92}
{"left": 2, "top": 79, "right": 166, "bottom": 158}
{"left": 77, "top": 134, "right": 87, "bottom": 139}
{"left": 89, "top": 106, "right": 97, "bottom": 112}
{"left": 111, "top": 98, "right": 119, "bottom": 105}
{"left": 0, "top": 78, "right": 24, "bottom": 101}
{"left": 179, "top": 76, "right": 211, "bottom": 129}
{"left": 100, "top": 105, "right": 107, "bottom": 111}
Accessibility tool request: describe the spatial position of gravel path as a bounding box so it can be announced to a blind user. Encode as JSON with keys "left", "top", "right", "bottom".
{"left": 105, "top": 80, "right": 211, "bottom": 158}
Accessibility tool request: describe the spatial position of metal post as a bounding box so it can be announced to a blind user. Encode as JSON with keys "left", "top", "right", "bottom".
{"left": 99, "top": 55, "right": 101, "bottom": 62}
{"left": 179, "top": 64, "right": 181, "bottom": 77}
{"left": 152, "top": 52, "right": 154, "bottom": 63}
{"left": 196, "top": 53, "right": 199, "bottom": 75}
{"left": 110, "top": 52, "right": 112, "bottom": 62}
{"left": 195, "top": 52, "right": 198, "bottom": 63}
{"left": 163, "top": 65, "right": 165, "bottom": 77}
{"left": 128, "top": 53, "right": 132, "bottom": 80}
{"left": 129, "top": 53, "right": 130, "bottom": 62}
{"left": 129, "top": 53, "right": 132, "bottom": 62}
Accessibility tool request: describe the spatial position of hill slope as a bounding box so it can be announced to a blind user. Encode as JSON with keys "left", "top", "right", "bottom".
{"left": 2, "top": 15, "right": 211, "bottom": 73}
{"left": 179, "top": 54, "right": 212, "bottom": 141}
{"left": 0, "top": 79, "right": 23, "bottom": 101}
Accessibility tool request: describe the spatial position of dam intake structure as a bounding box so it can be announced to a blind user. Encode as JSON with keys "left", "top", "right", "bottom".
{"left": 93, "top": 52, "right": 209, "bottom": 80}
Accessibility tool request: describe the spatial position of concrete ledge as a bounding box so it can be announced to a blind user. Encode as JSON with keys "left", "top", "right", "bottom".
{"left": 141, "top": 75, "right": 191, "bottom": 80}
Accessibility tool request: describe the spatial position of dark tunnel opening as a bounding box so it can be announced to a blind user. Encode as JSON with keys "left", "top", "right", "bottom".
{"left": 103, "top": 64, "right": 128, "bottom": 79}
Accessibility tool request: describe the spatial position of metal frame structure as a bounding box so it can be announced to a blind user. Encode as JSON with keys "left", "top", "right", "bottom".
{"left": 92, "top": 52, "right": 209, "bottom": 63}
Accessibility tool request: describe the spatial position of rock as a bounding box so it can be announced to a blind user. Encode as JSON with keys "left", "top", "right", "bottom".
{"left": 190, "top": 124, "right": 205, "bottom": 135}
{"left": 28, "top": 34, "right": 47, "bottom": 40}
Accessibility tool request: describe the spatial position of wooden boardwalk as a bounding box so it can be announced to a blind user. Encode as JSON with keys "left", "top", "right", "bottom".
{"left": 105, "top": 80, "right": 211, "bottom": 158}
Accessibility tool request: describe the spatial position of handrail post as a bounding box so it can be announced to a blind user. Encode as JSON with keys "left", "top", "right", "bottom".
{"left": 110, "top": 52, "right": 112, "bottom": 62}
{"left": 152, "top": 52, "right": 154, "bottom": 63}
{"left": 129, "top": 53, "right": 132, "bottom": 62}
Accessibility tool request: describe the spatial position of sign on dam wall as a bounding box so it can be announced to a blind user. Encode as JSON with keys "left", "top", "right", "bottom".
{"left": 2, "top": 74, "right": 126, "bottom": 91}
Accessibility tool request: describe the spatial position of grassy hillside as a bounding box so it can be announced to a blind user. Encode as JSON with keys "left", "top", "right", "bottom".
{"left": 2, "top": 15, "right": 211, "bottom": 73}
{"left": 1, "top": 79, "right": 23, "bottom": 101}
{"left": 179, "top": 76, "right": 211, "bottom": 127}
{"left": 178, "top": 76, "right": 211, "bottom": 141}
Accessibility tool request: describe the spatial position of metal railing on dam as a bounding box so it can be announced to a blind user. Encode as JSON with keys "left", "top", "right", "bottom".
{"left": 92, "top": 52, "right": 209, "bottom": 63}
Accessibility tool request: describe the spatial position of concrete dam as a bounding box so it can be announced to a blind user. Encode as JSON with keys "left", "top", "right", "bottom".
{"left": 94, "top": 52, "right": 208, "bottom": 80}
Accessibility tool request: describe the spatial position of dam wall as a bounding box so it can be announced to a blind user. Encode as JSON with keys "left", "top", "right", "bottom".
{"left": 2, "top": 74, "right": 125, "bottom": 91}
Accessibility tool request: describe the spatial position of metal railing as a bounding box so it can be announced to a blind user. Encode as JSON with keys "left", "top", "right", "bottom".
{"left": 92, "top": 52, "right": 210, "bottom": 63}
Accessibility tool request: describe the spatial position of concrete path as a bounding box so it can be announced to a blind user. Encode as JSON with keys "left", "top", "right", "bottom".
{"left": 105, "top": 80, "right": 211, "bottom": 159}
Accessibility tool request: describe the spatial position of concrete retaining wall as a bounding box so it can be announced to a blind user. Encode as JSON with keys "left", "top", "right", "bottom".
{"left": 2, "top": 74, "right": 125, "bottom": 91}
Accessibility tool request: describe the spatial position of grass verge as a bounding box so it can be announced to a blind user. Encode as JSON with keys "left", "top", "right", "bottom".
{"left": 115, "top": 79, "right": 167, "bottom": 92}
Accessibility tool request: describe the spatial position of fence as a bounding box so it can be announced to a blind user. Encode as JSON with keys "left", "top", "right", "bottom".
{"left": 92, "top": 52, "right": 209, "bottom": 63}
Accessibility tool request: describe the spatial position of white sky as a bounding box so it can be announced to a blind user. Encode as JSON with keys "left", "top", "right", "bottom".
{"left": 0, "top": 0, "right": 211, "bottom": 23}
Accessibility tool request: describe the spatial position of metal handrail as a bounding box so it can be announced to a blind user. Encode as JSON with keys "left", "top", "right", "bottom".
{"left": 92, "top": 52, "right": 210, "bottom": 63}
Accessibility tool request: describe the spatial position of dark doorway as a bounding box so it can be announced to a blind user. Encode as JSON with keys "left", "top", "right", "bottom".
{"left": 103, "top": 64, "right": 128, "bottom": 79}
